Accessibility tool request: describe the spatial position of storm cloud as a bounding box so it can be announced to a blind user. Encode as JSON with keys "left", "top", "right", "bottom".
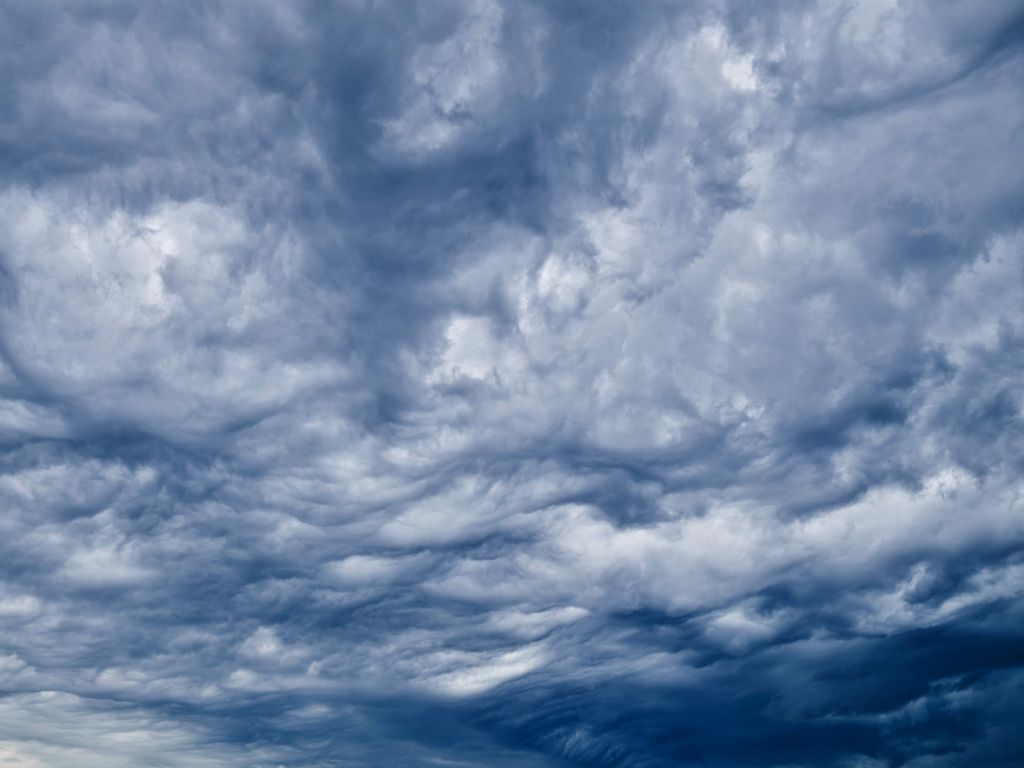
{"left": 1, "top": 1, "right": 1023, "bottom": 765}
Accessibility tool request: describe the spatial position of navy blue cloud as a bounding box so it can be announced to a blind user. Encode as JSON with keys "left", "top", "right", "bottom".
{"left": 0, "top": 1, "right": 1023, "bottom": 766}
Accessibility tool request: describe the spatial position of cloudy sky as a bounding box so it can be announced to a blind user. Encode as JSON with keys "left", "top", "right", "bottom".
{"left": 1, "top": 1, "right": 1023, "bottom": 766}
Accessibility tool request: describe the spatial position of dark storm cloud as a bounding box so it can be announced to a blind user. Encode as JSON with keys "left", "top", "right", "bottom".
{"left": 0, "top": 1, "right": 1023, "bottom": 766}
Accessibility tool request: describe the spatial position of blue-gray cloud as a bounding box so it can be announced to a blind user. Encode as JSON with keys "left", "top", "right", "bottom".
{"left": 1, "top": 1, "right": 1023, "bottom": 766}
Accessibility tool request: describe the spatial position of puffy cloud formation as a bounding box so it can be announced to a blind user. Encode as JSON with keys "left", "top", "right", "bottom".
{"left": 1, "top": 1, "right": 1023, "bottom": 765}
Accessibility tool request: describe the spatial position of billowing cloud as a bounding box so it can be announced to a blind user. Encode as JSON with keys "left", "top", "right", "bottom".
{"left": 1, "top": 1, "right": 1023, "bottom": 765}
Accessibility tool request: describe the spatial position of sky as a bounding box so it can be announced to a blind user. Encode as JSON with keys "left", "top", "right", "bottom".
{"left": 0, "top": 1, "right": 1023, "bottom": 766}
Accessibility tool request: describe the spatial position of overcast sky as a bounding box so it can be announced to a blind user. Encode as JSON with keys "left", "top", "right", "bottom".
{"left": 1, "top": 1, "right": 1023, "bottom": 766}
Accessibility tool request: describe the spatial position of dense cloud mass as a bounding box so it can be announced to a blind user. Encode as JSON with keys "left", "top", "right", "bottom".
{"left": 1, "top": 1, "right": 1023, "bottom": 765}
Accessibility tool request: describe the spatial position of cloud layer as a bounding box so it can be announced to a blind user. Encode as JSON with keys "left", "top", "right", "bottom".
{"left": 1, "top": 1, "right": 1023, "bottom": 765}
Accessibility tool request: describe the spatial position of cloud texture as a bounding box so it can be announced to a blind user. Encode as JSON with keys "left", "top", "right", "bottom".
{"left": 1, "top": 1, "right": 1023, "bottom": 765}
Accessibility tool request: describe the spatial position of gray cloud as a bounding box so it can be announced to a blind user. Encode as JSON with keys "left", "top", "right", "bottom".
{"left": 1, "top": 1, "right": 1023, "bottom": 765}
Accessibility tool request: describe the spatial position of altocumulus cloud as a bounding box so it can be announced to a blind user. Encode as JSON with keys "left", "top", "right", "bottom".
{"left": 1, "top": 1, "right": 1023, "bottom": 766}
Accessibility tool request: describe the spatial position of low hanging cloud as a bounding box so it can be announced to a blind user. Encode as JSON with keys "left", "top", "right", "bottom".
{"left": 1, "top": 1, "right": 1023, "bottom": 766}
